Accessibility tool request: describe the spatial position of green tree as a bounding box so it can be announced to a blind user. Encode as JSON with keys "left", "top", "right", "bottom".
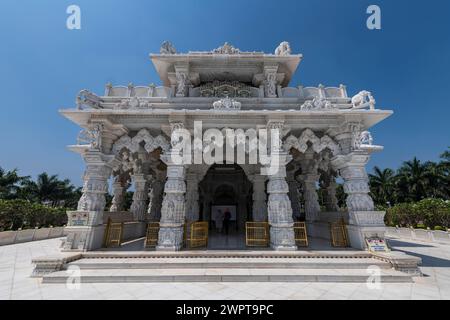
{"left": 20, "top": 172, "right": 78, "bottom": 207}
{"left": 395, "top": 157, "right": 428, "bottom": 202}
{"left": 369, "top": 166, "right": 395, "bottom": 206}
{"left": 0, "top": 167, "right": 30, "bottom": 200}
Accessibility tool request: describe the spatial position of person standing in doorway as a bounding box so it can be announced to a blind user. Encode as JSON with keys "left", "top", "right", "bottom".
{"left": 223, "top": 208, "right": 231, "bottom": 235}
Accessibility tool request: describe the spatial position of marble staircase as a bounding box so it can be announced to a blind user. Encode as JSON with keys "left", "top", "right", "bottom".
{"left": 38, "top": 251, "right": 415, "bottom": 283}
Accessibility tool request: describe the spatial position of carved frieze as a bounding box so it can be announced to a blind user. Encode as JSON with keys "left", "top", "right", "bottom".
{"left": 212, "top": 97, "right": 242, "bottom": 110}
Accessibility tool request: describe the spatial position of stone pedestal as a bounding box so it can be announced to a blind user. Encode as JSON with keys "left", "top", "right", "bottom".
{"left": 266, "top": 151, "right": 297, "bottom": 251}
{"left": 63, "top": 150, "right": 118, "bottom": 251}
{"left": 157, "top": 151, "right": 186, "bottom": 251}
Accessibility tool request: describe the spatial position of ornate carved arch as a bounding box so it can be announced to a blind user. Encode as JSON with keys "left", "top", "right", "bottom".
{"left": 112, "top": 129, "right": 170, "bottom": 155}
{"left": 283, "top": 129, "right": 340, "bottom": 156}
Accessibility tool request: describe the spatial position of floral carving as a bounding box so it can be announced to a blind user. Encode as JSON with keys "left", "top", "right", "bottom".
{"left": 300, "top": 97, "right": 335, "bottom": 111}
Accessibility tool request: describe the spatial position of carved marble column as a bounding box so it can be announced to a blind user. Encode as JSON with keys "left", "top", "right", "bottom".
{"left": 147, "top": 179, "right": 164, "bottom": 221}
{"left": 331, "top": 151, "right": 386, "bottom": 249}
{"left": 332, "top": 153, "right": 374, "bottom": 213}
{"left": 110, "top": 174, "right": 129, "bottom": 212}
{"left": 286, "top": 171, "right": 301, "bottom": 220}
{"left": 265, "top": 152, "right": 297, "bottom": 250}
{"left": 185, "top": 173, "right": 200, "bottom": 222}
{"left": 157, "top": 150, "right": 186, "bottom": 251}
{"left": 251, "top": 174, "right": 268, "bottom": 222}
{"left": 298, "top": 151, "right": 321, "bottom": 222}
{"left": 64, "top": 150, "right": 119, "bottom": 251}
{"left": 321, "top": 173, "right": 339, "bottom": 212}
{"left": 130, "top": 173, "right": 150, "bottom": 221}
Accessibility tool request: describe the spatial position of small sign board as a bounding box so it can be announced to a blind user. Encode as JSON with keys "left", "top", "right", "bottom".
{"left": 366, "top": 237, "right": 390, "bottom": 252}
{"left": 69, "top": 212, "right": 89, "bottom": 226}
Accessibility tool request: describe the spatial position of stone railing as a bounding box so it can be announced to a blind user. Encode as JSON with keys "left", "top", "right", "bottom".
{"left": 0, "top": 227, "right": 66, "bottom": 246}
{"left": 386, "top": 227, "right": 450, "bottom": 245}
{"left": 280, "top": 85, "right": 348, "bottom": 99}
{"left": 105, "top": 84, "right": 173, "bottom": 98}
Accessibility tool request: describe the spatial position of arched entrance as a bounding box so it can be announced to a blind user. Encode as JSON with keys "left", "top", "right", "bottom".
{"left": 198, "top": 164, "right": 252, "bottom": 249}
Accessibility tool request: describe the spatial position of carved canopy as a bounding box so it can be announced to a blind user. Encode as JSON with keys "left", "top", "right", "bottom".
{"left": 112, "top": 129, "right": 170, "bottom": 155}
{"left": 283, "top": 129, "right": 340, "bottom": 156}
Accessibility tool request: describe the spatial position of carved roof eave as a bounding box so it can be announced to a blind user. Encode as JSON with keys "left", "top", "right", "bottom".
{"left": 59, "top": 107, "right": 393, "bottom": 131}
{"left": 150, "top": 53, "right": 302, "bottom": 87}
{"left": 59, "top": 109, "right": 128, "bottom": 134}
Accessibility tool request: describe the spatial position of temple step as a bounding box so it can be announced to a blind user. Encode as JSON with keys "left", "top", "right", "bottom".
{"left": 65, "top": 257, "right": 392, "bottom": 270}
{"left": 42, "top": 267, "right": 413, "bottom": 283}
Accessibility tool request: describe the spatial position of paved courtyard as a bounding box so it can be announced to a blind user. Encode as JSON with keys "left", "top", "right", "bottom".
{"left": 0, "top": 237, "right": 449, "bottom": 300}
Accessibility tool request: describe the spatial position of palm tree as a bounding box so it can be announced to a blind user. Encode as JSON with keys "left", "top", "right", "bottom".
{"left": 0, "top": 167, "right": 30, "bottom": 199}
{"left": 21, "top": 172, "right": 78, "bottom": 207}
{"left": 369, "top": 167, "right": 395, "bottom": 205}
{"left": 423, "top": 161, "right": 448, "bottom": 199}
{"left": 395, "top": 157, "right": 428, "bottom": 202}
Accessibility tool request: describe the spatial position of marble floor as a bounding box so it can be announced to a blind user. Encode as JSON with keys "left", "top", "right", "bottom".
{"left": 0, "top": 237, "right": 449, "bottom": 300}
{"left": 109, "top": 232, "right": 355, "bottom": 252}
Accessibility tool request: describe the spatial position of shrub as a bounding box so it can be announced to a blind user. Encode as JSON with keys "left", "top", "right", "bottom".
{"left": 0, "top": 199, "right": 67, "bottom": 231}
{"left": 385, "top": 198, "right": 450, "bottom": 229}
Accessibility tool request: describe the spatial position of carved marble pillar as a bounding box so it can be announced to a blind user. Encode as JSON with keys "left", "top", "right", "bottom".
{"left": 130, "top": 173, "right": 150, "bottom": 221}
{"left": 110, "top": 174, "right": 129, "bottom": 212}
{"left": 147, "top": 179, "right": 164, "bottom": 221}
{"left": 64, "top": 150, "right": 118, "bottom": 251}
{"left": 299, "top": 151, "right": 321, "bottom": 222}
{"left": 286, "top": 171, "right": 301, "bottom": 220}
{"left": 266, "top": 151, "right": 297, "bottom": 251}
{"left": 331, "top": 151, "right": 386, "bottom": 249}
{"left": 252, "top": 174, "right": 268, "bottom": 222}
{"left": 322, "top": 173, "right": 339, "bottom": 212}
{"left": 185, "top": 173, "right": 200, "bottom": 222}
{"left": 157, "top": 150, "right": 186, "bottom": 251}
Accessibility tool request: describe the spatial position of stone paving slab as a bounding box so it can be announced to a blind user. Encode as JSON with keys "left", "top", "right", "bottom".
{"left": 0, "top": 237, "right": 449, "bottom": 299}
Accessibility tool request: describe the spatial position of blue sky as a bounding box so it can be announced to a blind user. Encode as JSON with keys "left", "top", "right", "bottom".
{"left": 0, "top": 0, "right": 449, "bottom": 186}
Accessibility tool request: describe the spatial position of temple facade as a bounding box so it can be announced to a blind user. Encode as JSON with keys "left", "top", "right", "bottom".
{"left": 60, "top": 41, "right": 392, "bottom": 252}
